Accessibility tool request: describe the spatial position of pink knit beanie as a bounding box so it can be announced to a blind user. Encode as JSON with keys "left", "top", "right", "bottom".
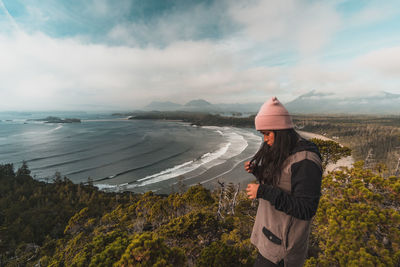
{"left": 255, "top": 97, "right": 294, "bottom": 130}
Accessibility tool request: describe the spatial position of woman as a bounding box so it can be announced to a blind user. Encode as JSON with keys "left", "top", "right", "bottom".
{"left": 245, "top": 97, "right": 322, "bottom": 267}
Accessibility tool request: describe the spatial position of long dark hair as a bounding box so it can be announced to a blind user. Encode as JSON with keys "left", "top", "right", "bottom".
{"left": 250, "top": 129, "right": 300, "bottom": 185}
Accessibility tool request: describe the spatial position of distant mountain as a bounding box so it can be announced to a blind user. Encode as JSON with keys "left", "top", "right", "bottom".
{"left": 215, "top": 103, "right": 262, "bottom": 114}
{"left": 182, "top": 99, "right": 220, "bottom": 112}
{"left": 184, "top": 99, "right": 212, "bottom": 107}
{"left": 141, "top": 91, "right": 399, "bottom": 115}
{"left": 141, "top": 99, "right": 262, "bottom": 114}
{"left": 143, "top": 99, "right": 215, "bottom": 112}
{"left": 285, "top": 91, "right": 400, "bottom": 114}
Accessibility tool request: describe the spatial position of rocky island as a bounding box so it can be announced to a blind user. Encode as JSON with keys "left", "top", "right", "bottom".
{"left": 33, "top": 116, "right": 81, "bottom": 123}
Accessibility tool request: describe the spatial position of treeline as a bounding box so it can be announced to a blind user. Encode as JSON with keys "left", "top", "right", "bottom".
{"left": 127, "top": 111, "right": 255, "bottom": 128}
{"left": 1, "top": 139, "right": 399, "bottom": 266}
{"left": 292, "top": 115, "right": 400, "bottom": 174}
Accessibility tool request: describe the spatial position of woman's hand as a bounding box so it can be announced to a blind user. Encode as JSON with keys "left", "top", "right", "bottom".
{"left": 244, "top": 161, "right": 253, "bottom": 173}
{"left": 246, "top": 183, "right": 259, "bottom": 199}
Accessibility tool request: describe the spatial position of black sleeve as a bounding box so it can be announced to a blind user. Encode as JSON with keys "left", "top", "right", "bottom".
{"left": 256, "top": 159, "right": 322, "bottom": 220}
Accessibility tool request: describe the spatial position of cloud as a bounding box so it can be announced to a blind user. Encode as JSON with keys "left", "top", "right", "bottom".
{"left": 0, "top": 0, "right": 399, "bottom": 111}
{"left": 0, "top": 31, "right": 283, "bottom": 111}
{"left": 0, "top": 29, "right": 395, "bottom": 111}
{"left": 283, "top": 55, "right": 400, "bottom": 99}
{"left": 228, "top": 0, "right": 341, "bottom": 57}
{"left": 354, "top": 46, "right": 400, "bottom": 78}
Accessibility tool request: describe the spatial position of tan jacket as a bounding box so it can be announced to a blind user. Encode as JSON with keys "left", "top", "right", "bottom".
{"left": 251, "top": 149, "right": 322, "bottom": 267}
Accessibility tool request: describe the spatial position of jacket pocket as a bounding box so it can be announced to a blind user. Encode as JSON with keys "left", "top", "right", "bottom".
{"left": 262, "top": 226, "right": 282, "bottom": 245}
{"left": 285, "top": 216, "right": 294, "bottom": 249}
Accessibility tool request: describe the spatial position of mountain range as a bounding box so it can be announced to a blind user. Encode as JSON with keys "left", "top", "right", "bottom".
{"left": 285, "top": 91, "right": 400, "bottom": 114}
{"left": 143, "top": 99, "right": 261, "bottom": 114}
{"left": 142, "top": 91, "right": 400, "bottom": 115}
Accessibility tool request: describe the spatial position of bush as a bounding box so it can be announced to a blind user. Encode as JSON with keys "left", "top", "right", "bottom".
{"left": 116, "top": 232, "right": 186, "bottom": 267}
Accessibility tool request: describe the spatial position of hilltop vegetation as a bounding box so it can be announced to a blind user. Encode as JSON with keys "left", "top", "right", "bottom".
{"left": 306, "top": 161, "right": 400, "bottom": 266}
{"left": 0, "top": 163, "right": 132, "bottom": 266}
{"left": 293, "top": 115, "right": 400, "bottom": 174}
{"left": 1, "top": 139, "right": 399, "bottom": 266}
{"left": 0, "top": 164, "right": 256, "bottom": 266}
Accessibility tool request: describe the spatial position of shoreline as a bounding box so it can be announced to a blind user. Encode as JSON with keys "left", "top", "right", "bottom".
{"left": 95, "top": 125, "right": 261, "bottom": 194}
{"left": 96, "top": 126, "right": 355, "bottom": 195}
{"left": 15, "top": 116, "right": 352, "bottom": 194}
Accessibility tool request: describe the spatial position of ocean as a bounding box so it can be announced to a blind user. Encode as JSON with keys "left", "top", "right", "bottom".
{"left": 0, "top": 112, "right": 261, "bottom": 193}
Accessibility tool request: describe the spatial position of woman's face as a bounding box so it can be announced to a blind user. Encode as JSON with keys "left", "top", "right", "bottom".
{"left": 260, "top": 130, "right": 275, "bottom": 146}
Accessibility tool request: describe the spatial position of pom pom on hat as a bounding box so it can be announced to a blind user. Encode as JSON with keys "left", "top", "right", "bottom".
{"left": 255, "top": 97, "right": 294, "bottom": 130}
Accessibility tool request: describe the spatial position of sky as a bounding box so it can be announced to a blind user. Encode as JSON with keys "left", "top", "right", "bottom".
{"left": 0, "top": 0, "right": 400, "bottom": 111}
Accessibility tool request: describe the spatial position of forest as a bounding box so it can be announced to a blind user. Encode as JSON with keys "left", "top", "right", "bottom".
{"left": 292, "top": 115, "right": 400, "bottom": 174}
{"left": 1, "top": 138, "right": 399, "bottom": 266}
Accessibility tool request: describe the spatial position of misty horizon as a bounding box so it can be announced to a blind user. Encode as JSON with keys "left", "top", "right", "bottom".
{"left": 1, "top": 89, "right": 399, "bottom": 115}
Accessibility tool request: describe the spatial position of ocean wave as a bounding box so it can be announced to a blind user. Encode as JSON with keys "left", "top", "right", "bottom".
{"left": 88, "top": 147, "right": 192, "bottom": 183}
{"left": 94, "top": 183, "right": 128, "bottom": 191}
{"left": 64, "top": 142, "right": 174, "bottom": 177}
{"left": 182, "top": 129, "right": 260, "bottom": 181}
{"left": 127, "top": 127, "right": 249, "bottom": 188}
{"left": 6, "top": 123, "right": 62, "bottom": 138}
{"left": 182, "top": 129, "right": 261, "bottom": 186}
{"left": 47, "top": 124, "right": 63, "bottom": 133}
{"left": 129, "top": 144, "right": 230, "bottom": 187}
{"left": 26, "top": 146, "right": 97, "bottom": 163}
{"left": 214, "top": 130, "right": 224, "bottom": 136}
{"left": 27, "top": 135, "right": 151, "bottom": 165}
